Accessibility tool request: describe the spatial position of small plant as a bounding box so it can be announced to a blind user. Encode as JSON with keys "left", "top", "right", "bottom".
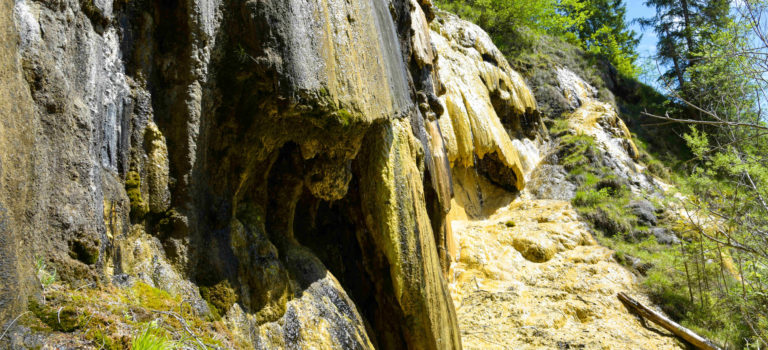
{"left": 35, "top": 256, "right": 57, "bottom": 289}
{"left": 548, "top": 118, "right": 570, "bottom": 134}
{"left": 131, "top": 321, "right": 176, "bottom": 350}
{"left": 559, "top": 134, "right": 598, "bottom": 170}
{"left": 573, "top": 188, "right": 610, "bottom": 208}
{"left": 645, "top": 159, "right": 670, "bottom": 180}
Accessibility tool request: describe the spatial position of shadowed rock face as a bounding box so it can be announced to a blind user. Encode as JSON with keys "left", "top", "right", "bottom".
{"left": 0, "top": 0, "right": 471, "bottom": 348}
{"left": 0, "top": 0, "right": 38, "bottom": 323}
{"left": 0, "top": 0, "right": 541, "bottom": 348}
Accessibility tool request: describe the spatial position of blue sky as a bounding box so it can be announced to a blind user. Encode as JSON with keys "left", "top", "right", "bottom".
{"left": 626, "top": 0, "right": 658, "bottom": 59}
{"left": 626, "top": 1, "right": 662, "bottom": 86}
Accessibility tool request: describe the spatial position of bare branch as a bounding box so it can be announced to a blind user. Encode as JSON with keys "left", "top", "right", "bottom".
{"left": 640, "top": 111, "right": 768, "bottom": 131}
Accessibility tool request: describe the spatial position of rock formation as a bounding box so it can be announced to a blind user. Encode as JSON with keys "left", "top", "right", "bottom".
{"left": 0, "top": 0, "right": 679, "bottom": 348}
{"left": 0, "top": 0, "right": 547, "bottom": 348}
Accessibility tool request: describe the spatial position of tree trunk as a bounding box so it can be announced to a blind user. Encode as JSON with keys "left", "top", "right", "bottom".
{"left": 617, "top": 292, "right": 721, "bottom": 350}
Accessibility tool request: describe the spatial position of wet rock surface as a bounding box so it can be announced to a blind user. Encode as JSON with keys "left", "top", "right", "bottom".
{"left": 1, "top": 0, "right": 463, "bottom": 348}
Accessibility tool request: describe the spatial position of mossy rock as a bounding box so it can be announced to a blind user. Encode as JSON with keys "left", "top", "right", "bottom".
{"left": 199, "top": 280, "right": 237, "bottom": 319}
{"left": 557, "top": 134, "right": 600, "bottom": 171}
{"left": 87, "top": 329, "right": 129, "bottom": 350}
{"left": 334, "top": 109, "right": 354, "bottom": 127}
{"left": 645, "top": 159, "right": 670, "bottom": 180}
{"left": 582, "top": 204, "right": 634, "bottom": 237}
{"left": 130, "top": 282, "right": 177, "bottom": 310}
{"left": 125, "top": 171, "right": 148, "bottom": 218}
{"left": 29, "top": 299, "right": 83, "bottom": 332}
{"left": 69, "top": 239, "right": 99, "bottom": 265}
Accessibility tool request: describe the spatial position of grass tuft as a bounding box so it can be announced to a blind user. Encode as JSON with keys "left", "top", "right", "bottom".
{"left": 131, "top": 321, "right": 176, "bottom": 350}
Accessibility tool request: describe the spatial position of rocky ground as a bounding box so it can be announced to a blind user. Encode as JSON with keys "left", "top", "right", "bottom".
{"left": 449, "top": 199, "right": 686, "bottom": 349}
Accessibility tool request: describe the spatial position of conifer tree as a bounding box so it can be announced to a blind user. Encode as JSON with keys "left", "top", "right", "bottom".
{"left": 640, "top": 0, "right": 730, "bottom": 95}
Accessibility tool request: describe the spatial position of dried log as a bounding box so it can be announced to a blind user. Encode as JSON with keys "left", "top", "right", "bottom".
{"left": 617, "top": 292, "right": 721, "bottom": 350}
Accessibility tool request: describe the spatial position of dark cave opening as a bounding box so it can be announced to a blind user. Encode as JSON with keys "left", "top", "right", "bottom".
{"left": 292, "top": 168, "right": 408, "bottom": 349}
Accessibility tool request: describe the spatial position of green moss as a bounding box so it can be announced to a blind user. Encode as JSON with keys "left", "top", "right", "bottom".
{"left": 548, "top": 118, "right": 570, "bottom": 135}
{"left": 87, "top": 329, "right": 128, "bottom": 350}
{"left": 504, "top": 220, "right": 516, "bottom": 228}
{"left": 130, "top": 282, "right": 177, "bottom": 310}
{"left": 19, "top": 283, "right": 243, "bottom": 348}
{"left": 559, "top": 134, "right": 598, "bottom": 170}
{"left": 335, "top": 109, "right": 353, "bottom": 126}
{"left": 126, "top": 171, "right": 148, "bottom": 218}
{"left": 29, "top": 299, "right": 83, "bottom": 332}
{"left": 199, "top": 280, "right": 237, "bottom": 319}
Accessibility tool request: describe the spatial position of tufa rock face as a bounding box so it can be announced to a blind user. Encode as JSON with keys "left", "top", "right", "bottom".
{"left": 0, "top": 0, "right": 557, "bottom": 347}
{"left": 449, "top": 200, "right": 681, "bottom": 349}
{"left": 432, "top": 11, "right": 542, "bottom": 193}
{"left": 0, "top": 0, "right": 539, "bottom": 347}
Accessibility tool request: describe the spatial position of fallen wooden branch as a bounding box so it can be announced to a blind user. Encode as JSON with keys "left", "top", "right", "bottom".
{"left": 617, "top": 292, "right": 720, "bottom": 350}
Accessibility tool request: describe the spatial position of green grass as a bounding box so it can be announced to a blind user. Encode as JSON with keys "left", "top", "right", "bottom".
{"left": 131, "top": 322, "right": 177, "bottom": 350}
{"left": 548, "top": 118, "right": 570, "bottom": 134}
{"left": 573, "top": 187, "right": 610, "bottom": 208}
{"left": 559, "top": 134, "right": 597, "bottom": 170}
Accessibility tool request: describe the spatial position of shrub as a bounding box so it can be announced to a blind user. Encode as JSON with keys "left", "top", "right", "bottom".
{"left": 645, "top": 159, "right": 670, "bottom": 180}
{"left": 595, "top": 175, "right": 626, "bottom": 195}
{"left": 573, "top": 188, "right": 610, "bottom": 208}
{"left": 582, "top": 204, "right": 634, "bottom": 237}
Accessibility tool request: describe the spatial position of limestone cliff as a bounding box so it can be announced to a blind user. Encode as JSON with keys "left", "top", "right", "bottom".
{"left": 0, "top": 0, "right": 544, "bottom": 349}
{"left": 1, "top": 0, "right": 672, "bottom": 348}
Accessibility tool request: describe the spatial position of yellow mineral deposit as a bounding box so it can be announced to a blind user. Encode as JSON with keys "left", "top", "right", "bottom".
{"left": 557, "top": 67, "right": 640, "bottom": 160}
{"left": 432, "top": 14, "right": 539, "bottom": 190}
{"left": 448, "top": 199, "right": 684, "bottom": 349}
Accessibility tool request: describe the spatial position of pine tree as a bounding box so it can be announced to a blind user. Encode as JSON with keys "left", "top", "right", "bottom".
{"left": 640, "top": 0, "right": 730, "bottom": 95}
